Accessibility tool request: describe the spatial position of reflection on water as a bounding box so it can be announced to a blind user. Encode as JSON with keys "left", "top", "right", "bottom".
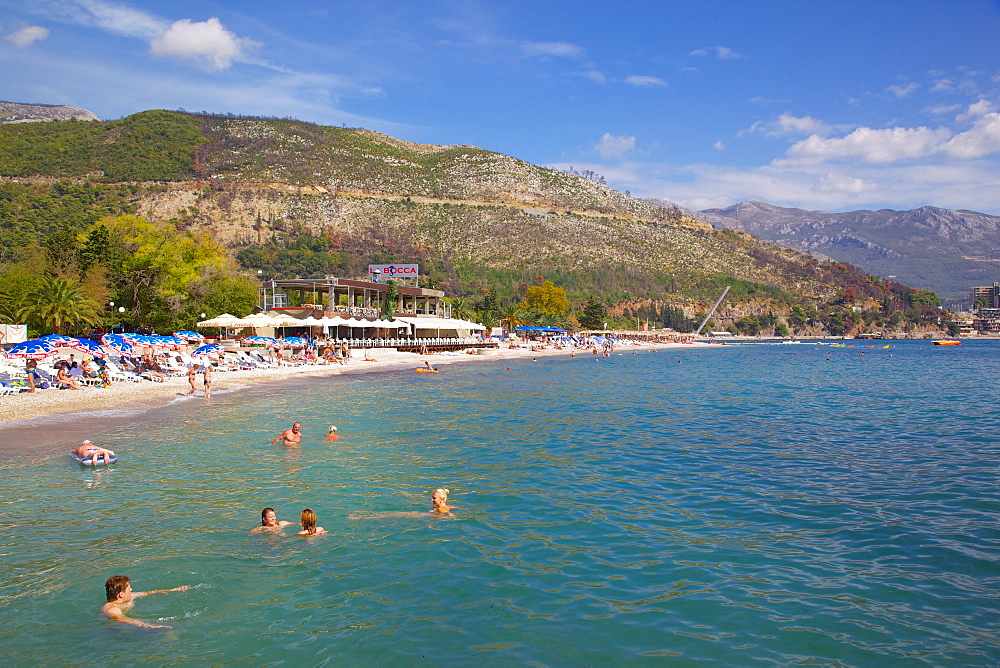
{"left": 0, "top": 342, "right": 998, "bottom": 664}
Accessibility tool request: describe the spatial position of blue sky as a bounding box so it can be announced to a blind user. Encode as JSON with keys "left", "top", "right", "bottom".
{"left": 2, "top": 0, "right": 999, "bottom": 214}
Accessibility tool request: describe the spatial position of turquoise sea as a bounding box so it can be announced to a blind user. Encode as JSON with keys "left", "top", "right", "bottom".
{"left": 1, "top": 340, "right": 998, "bottom": 666}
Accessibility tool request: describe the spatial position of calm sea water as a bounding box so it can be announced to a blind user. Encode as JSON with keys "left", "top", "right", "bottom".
{"left": 1, "top": 341, "right": 998, "bottom": 666}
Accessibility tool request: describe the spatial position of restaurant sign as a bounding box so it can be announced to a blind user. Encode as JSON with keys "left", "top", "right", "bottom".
{"left": 368, "top": 264, "right": 419, "bottom": 279}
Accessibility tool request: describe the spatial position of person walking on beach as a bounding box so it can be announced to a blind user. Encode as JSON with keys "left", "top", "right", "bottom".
{"left": 251, "top": 507, "right": 300, "bottom": 533}
{"left": 185, "top": 365, "right": 199, "bottom": 396}
{"left": 271, "top": 422, "right": 302, "bottom": 446}
{"left": 202, "top": 364, "right": 212, "bottom": 400}
{"left": 101, "top": 575, "right": 190, "bottom": 629}
{"left": 297, "top": 508, "right": 327, "bottom": 535}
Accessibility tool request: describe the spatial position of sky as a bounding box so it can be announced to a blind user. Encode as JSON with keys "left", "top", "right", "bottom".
{"left": 2, "top": 0, "right": 1000, "bottom": 215}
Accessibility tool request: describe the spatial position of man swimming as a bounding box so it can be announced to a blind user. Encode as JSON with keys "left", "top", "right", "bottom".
{"left": 325, "top": 425, "right": 342, "bottom": 440}
{"left": 101, "top": 575, "right": 189, "bottom": 629}
{"left": 271, "top": 422, "right": 302, "bottom": 446}
{"left": 71, "top": 440, "right": 116, "bottom": 462}
{"left": 251, "top": 507, "right": 300, "bottom": 533}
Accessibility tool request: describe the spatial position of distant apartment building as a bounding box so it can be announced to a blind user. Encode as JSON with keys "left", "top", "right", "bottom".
{"left": 972, "top": 308, "right": 1000, "bottom": 334}
{"left": 970, "top": 282, "right": 1000, "bottom": 309}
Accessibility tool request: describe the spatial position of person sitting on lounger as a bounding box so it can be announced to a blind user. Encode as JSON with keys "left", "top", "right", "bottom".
{"left": 56, "top": 364, "right": 81, "bottom": 389}
{"left": 71, "top": 439, "right": 116, "bottom": 461}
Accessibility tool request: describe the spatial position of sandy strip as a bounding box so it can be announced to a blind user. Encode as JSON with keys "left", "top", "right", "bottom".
{"left": 0, "top": 342, "right": 703, "bottom": 455}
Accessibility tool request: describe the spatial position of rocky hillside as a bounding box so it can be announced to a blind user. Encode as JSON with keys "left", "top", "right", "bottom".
{"left": 0, "top": 109, "right": 947, "bottom": 332}
{"left": 0, "top": 101, "right": 100, "bottom": 123}
{"left": 674, "top": 199, "right": 1000, "bottom": 304}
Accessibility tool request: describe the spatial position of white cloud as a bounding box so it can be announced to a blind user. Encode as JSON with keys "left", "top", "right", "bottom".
{"left": 887, "top": 82, "right": 920, "bottom": 98}
{"left": 814, "top": 172, "right": 876, "bottom": 196}
{"left": 713, "top": 140, "right": 726, "bottom": 150}
{"left": 742, "top": 112, "right": 831, "bottom": 137}
{"left": 925, "top": 103, "right": 961, "bottom": 116}
{"left": 689, "top": 45, "right": 744, "bottom": 60}
{"left": 67, "top": 0, "right": 166, "bottom": 38}
{"left": 781, "top": 126, "right": 952, "bottom": 164}
{"left": 930, "top": 78, "right": 954, "bottom": 92}
{"left": 595, "top": 133, "right": 636, "bottom": 159}
{"left": 624, "top": 75, "right": 666, "bottom": 88}
{"left": 942, "top": 113, "right": 1000, "bottom": 159}
{"left": 5, "top": 25, "right": 49, "bottom": 47}
{"left": 580, "top": 70, "right": 606, "bottom": 84}
{"left": 957, "top": 98, "right": 997, "bottom": 122}
{"left": 520, "top": 41, "right": 583, "bottom": 58}
{"left": 150, "top": 17, "right": 257, "bottom": 71}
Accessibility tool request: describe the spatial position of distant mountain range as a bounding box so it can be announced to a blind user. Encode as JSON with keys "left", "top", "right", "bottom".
{"left": 645, "top": 198, "right": 1000, "bottom": 304}
{"left": 0, "top": 101, "right": 100, "bottom": 124}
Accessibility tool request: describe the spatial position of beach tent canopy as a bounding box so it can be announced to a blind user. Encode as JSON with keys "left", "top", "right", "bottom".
{"left": 396, "top": 317, "right": 486, "bottom": 332}
{"left": 197, "top": 313, "right": 240, "bottom": 327}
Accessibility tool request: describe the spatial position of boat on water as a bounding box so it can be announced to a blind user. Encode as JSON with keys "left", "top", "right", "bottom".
{"left": 932, "top": 340, "right": 961, "bottom": 346}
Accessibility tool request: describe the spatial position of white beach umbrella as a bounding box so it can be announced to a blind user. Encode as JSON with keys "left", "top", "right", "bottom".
{"left": 197, "top": 313, "right": 240, "bottom": 327}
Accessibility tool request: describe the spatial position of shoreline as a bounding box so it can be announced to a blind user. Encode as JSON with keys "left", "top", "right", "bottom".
{"left": 0, "top": 342, "right": 705, "bottom": 455}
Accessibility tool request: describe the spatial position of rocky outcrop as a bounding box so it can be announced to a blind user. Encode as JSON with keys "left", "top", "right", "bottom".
{"left": 0, "top": 101, "right": 100, "bottom": 123}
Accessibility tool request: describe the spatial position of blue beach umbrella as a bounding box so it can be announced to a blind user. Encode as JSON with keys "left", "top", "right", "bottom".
{"left": 192, "top": 343, "right": 224, "bottom": 356}
{"left": 173, "top": 330, "right": 205, "bottom": 342}
{"left": 37, "top": 333, "right": 83, "bottom": 347}
{"left": 244, "top": 336, "right": 280, "bottom": 347}
{"left": 4, "top": 339, "right": 57, "bottom": 359}
{"left": 154, "top": 335, "right": 187, "bottom": 348}
{"left": 69, "top": 337, "right": 107, "bottom": 357}
{"left": 281, "top": 336, "right": 308, "bottom": 348}
{"left": 100, "top": 334, "right": 135, "bottom": 355}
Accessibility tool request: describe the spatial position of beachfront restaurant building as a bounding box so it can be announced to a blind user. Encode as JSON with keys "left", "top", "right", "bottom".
{"left": 256, "top": 276, "right": 489, "bottom": 349}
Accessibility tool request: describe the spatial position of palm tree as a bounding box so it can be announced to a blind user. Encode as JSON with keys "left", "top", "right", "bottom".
{"left": 498, "top": 304, "right": 525, "bottom": 332}
{"left": 22, "top": 277, "right": 101, "bottom": 335}
{"left": 449, "top": 297, "right": 475, "bottom": 321}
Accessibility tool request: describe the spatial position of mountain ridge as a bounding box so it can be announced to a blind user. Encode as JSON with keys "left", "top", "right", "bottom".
{"left": 644, "top": 198, "right": 1000, "bottom": 303}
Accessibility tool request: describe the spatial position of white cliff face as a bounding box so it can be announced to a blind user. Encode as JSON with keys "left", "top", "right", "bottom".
{"left": 0, "top": 101, "right": 100, "bottom": 123}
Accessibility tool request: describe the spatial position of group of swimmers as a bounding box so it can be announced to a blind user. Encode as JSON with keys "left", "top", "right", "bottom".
{"left": 94, "top": 420, "right": 456, "bottom": 628}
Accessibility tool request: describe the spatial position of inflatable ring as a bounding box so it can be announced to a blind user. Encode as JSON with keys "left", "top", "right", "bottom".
{"left": 414, "top": 368, "right": 439, "bottom": 373}
{"left": 72, "top": 453, "right": 118, "bottom": 466}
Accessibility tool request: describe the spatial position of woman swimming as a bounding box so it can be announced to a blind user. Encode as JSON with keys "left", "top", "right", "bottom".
{"left": 251, "top": 507, "right": 299, "bottom": 533}
{"left": 297, "top": 508, "right": 327, "bottom": 535}
{"left": 430, "top": 488, "right": 455, "bottom": 516}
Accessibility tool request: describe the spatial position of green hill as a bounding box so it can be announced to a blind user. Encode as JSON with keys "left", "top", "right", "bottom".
{"left": 0, "top": 110, "right": 947, "bottom": 335}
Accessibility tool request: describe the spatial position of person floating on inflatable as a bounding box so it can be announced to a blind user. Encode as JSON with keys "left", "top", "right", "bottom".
{"left": 70, "top": 440, "right": 116, "bottom": 465}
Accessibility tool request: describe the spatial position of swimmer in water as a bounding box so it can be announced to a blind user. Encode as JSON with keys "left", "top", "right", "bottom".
{"left": 297, "top": 508, "right": 327, "bottom": 535}
{"left": 325, "top": 425, "right": 342, "bottom": 440}
{"left": 430, "top": 488, "right": 456, "bottom": 516}
{"left": 70, "top": 439, "right": 116, "bottom": 462}
{"left": 271, "top": 422, "right": 302, "bottom": 446}
{"left": 101, "top": 575, "right": 189, "bottom": 629}
{"left": 251, "top": 507, "right": 299, "bottom": 533}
